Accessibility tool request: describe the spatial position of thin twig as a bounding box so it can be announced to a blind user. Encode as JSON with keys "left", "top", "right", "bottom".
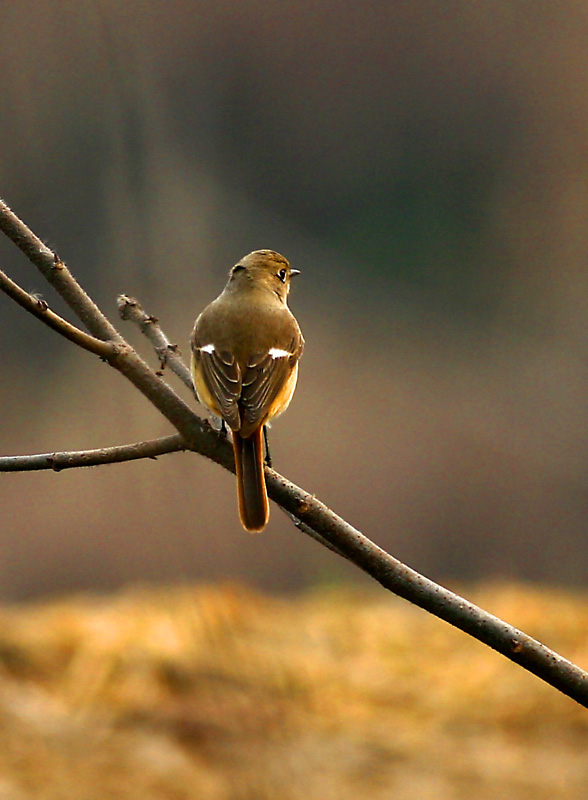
{"left": 0, "top": 434, "right": 185, "bottom": 472}
{"left": 118, "top": 294, "right": 194, "bottom": 390}
{"left": 0, "top": 268, "right": 115, "bottom": 358}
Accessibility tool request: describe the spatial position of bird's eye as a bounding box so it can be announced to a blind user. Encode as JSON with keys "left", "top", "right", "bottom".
{"left": 277, "top": 268, "right": 287, "bottom": 282}
{"left": 232, "top": 264, "right": 245, "bottom": 275}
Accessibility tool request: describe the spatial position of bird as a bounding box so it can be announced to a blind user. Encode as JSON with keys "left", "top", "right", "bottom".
{"left": 191, "top": 250, "right": 304, "bottom": 532}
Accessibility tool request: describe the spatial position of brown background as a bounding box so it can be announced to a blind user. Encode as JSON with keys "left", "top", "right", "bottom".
{"left": 2, "top": 0, "right": 588, "bottom": 598}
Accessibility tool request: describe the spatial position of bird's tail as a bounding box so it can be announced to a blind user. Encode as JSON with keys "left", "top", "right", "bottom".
{"left": 233, "top": 427, "right": 269, "bottom": 532}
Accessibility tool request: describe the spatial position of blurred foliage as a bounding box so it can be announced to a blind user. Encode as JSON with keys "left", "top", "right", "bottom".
{"left": 0, "top": 582, "right": 587, "bottom": 798}
{"left": 327, "top": 164, "right": 495, "bottom": 308}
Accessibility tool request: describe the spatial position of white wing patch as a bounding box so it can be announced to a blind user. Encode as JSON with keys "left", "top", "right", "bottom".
{"left": 200, "top": 343, "right": 216, "bottom": 354}
{"left": 269, "top": 347, "right": 291, "bottom": 359}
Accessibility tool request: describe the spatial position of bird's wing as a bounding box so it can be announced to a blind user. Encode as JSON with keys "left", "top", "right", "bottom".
{"left": 193, "top": 341, "right": 242, "bottom": 431}
{"left": 240, "top": 335, "right": 303, "bottom": 436}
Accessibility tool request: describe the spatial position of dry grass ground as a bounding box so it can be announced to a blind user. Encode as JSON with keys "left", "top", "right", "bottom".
{"left": 0, "top": 582, "right": 586, "bottom": 799}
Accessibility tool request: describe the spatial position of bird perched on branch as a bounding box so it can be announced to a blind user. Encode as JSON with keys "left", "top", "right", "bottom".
{"left": 191, "top": 250, "right": 303, "bottom": 532}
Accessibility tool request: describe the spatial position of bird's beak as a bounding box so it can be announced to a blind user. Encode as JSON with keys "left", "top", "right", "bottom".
{"left": 290, "top": 269, "right": 301, "bottom": 277}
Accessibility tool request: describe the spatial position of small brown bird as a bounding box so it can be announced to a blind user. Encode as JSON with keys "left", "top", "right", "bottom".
{"left": 191, "top": 250, "right": 304, "bottom": 532}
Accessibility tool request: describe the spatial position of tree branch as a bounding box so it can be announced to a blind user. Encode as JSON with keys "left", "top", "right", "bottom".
{"left": 266, "top": 469, "right": 588, "bottom": 706}
{"left": 0, "top": 434, "right": 185, "bottom": 471}
{"left": 0, "top": 198, "right": 122, "bottom": 342}
{"left": 0, "top": 196, "right": 221, "bottom": 461}
{"left": 0, "top": 267, "right": 115, "bottom": 358}
{"left": 117, "top": 294, "right": 193, "bottom": 391}
{"left": 280, "top": 507, "right": 351, "bottom": 560}
{"left": 2, "top": 196, "right": 588, "bottom": 710}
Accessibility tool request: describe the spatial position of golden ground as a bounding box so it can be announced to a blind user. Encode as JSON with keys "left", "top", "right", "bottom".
{"left": 0, "top": 582, "right": 586, "bottom": 799}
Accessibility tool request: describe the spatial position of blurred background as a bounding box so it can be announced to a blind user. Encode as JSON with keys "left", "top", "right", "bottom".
{"left": 2, "top": 0, "right": 588, "bottom": 599}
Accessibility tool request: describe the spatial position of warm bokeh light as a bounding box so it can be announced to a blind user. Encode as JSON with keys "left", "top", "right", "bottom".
{"left": 0, "top": 582, "right": 587, "bottom": 798}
